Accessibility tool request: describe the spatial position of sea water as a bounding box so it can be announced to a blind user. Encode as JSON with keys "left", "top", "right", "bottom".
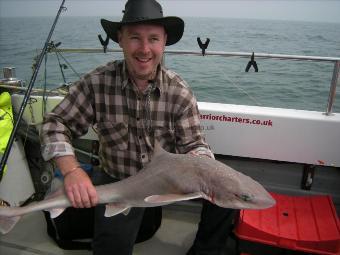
{"left": 0, "top": 16, "right": 339, "bottom": 112}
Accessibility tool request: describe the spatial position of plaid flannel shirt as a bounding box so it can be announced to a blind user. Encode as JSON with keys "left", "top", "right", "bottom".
{"left": 41, "top": 60, "right": 213, "bottom": 179}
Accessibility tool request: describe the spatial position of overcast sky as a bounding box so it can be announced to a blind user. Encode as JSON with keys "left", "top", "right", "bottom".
{"left": 1, "top": 0, "right": 340, "bottom": 23}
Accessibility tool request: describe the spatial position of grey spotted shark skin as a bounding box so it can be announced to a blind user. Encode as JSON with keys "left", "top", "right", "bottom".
{"left": 0, "top": 142, "right": 275, "bottom": 234}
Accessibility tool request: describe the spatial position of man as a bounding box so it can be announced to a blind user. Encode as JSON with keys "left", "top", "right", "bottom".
{"left": 40, "top": 0, "right": 234, "bottom": 254}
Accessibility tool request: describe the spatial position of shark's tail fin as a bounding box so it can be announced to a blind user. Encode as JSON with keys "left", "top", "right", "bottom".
{"left": 0, "top": 215, "right": 21, "bottom": 234}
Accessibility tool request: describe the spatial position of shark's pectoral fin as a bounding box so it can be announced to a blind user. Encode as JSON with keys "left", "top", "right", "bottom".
{"left": 48, "top": 208, "right": 66, "bottom": 218}
{"left": 122, "top": 207, "right": 131, "bottom": 216}
{"left": 0, "top": 215, "right": 21, "bottom": 234}
{"left": 145, "top": 192, "right": 203, "bottom": 204}
{"left": 105, "top": 203, "right": 130, "bottom": 217}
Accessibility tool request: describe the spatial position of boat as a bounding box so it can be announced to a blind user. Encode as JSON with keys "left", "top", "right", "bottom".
{"left": 1, "top": 48, "right": 339, "bottom": 255}
{"left": 0, "top": 2, "right": 339, "bottom": 255}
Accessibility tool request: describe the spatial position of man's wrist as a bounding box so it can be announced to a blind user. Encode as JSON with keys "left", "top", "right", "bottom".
{"left": 63, "top": 165, "right": 82, "bottom": 178}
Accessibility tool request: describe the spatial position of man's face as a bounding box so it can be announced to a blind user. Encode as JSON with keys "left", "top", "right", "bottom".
{"left": 118, "top": 23, "right": 167, "bottom": 82}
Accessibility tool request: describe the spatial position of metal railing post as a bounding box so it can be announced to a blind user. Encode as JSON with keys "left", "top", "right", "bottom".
{"left": 326, "top": 61, "right": 340, "bottom": 115}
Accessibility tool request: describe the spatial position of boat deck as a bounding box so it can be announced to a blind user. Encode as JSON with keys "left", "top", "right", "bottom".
{"left": 0, "top": 205, "right": 237, "bottom": 255}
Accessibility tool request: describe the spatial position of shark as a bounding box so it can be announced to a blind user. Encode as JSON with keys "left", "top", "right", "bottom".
{"left": 0, "top": 142, "right": 275, "bottom": 234}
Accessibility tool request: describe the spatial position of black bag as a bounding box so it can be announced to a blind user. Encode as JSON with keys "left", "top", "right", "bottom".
{"left": 44, "top": 206, "right": 162, "bottom": 250}
{"left": 136, "top": 206, "right": 162, "bottom": 243}
{"left": 44, "top": 207, "right": 94, "bottom": 250}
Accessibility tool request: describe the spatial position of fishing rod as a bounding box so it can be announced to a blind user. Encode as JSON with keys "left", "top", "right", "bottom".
{"left": 0, "top": 0, "right": 67, "bottom": 181}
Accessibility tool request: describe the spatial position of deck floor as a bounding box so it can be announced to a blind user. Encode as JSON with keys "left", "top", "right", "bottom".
{"left": 0, "top": 207, "right": 202, "bottom": 255}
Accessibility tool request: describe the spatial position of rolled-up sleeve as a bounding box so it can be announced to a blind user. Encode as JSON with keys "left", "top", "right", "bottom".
{"left": 40, "top": 78, "right": 94, "bottom": 161}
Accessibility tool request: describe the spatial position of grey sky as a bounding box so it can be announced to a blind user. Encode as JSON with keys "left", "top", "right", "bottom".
{"left": 1, "top": 0, "right": 340, "bottom": 23}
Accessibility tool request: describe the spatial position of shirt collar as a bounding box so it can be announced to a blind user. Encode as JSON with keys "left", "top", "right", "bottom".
{"left": 121, "top": 61, "right": 130, "bottom": 90}
{"left": 121, "top": 60, "right": 162, "bottom": 96}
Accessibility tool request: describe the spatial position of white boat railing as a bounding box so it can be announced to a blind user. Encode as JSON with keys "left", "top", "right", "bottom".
{"left": 48, "top": 48, "right": 340, "bottom": 115}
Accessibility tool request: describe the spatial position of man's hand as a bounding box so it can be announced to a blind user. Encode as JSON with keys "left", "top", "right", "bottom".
{"left": 64, "top": 167, "right": 98, "bottom": 208}
{"left": 55, "top": 155, "right": 98, "bottom": 208}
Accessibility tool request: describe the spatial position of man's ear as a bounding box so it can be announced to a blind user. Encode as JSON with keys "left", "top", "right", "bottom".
{"left": 117, "top": 30, "right": 123, "bottom": 48}
{"left": 164, "top": 32, "right": 167, "bottom": 47}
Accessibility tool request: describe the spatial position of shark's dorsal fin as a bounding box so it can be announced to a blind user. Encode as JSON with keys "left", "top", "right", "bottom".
{"left": 145, "top": 192, "right": 203, "bottom": 204}
{"left": 153, "top": 139, "right": 167, "bottom": 158}
{"left": 105, "top": 202, "right": 130, "bottom": 217}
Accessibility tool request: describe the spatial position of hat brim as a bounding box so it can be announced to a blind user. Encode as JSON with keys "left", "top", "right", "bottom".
{"left": 101, "top": 17, "right": 184, "bottom": 46}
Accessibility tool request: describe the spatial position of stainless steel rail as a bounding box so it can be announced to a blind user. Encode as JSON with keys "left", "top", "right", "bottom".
{"left": 48, "top": 48, "right": 340, "bottom": 114}
{"left": 50, "top": 48, "right": 340, "bottom": 62}
{"left": 326, "top": 61, "right": 340, "bottom": 115}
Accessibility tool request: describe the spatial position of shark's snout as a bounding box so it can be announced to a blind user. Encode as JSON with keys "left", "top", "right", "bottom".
{"left": 257, "top": 193, "right": 276, "bottom": 209}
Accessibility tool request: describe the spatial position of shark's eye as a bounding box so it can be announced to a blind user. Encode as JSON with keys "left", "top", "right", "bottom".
{"left": 236, "top": 194, "right": 253, "bottom": 202}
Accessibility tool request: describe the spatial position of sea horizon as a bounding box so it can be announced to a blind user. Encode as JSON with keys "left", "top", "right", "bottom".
{"left": 1, "top": 16, "right": 339, "bottom": 112}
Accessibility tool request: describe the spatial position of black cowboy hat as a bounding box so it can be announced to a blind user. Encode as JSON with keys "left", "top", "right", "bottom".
{"left": 101, "top": 0, "right": 184, "bottom": 46}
